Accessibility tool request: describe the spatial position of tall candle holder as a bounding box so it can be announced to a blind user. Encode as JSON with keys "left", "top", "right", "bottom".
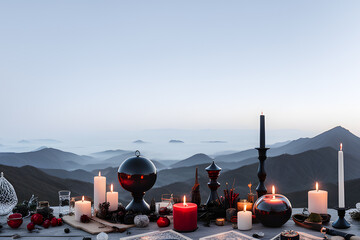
{"left": 332, "top": 207, "right": 350, "bottom": 229}
{"left": 205, "top": 161, "right": 222, "bottom": 207}
{"left": 255, "top": 147, "right": 269, "bottom": 198}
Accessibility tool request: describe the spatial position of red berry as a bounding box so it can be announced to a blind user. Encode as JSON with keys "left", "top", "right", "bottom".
{"left": 51, "top": 217, "right": 58, "bottom": 227}
{"left": 31, "top": 213, "right": 44, "bottom": 225}
{"left": 42, "top": 220, "right": 50, "bottom": 228}
{"left": 57, "top": 218, "right": 63, "bottom": 226}
{"left": 27, "top": 222, "right": 35, "bottom": 231}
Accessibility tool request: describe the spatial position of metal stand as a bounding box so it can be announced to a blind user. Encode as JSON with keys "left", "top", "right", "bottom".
{"left": 255, "top": 147, "right": 269, "bottom": 198}
{"left": 332, "top": 207, "right": 350, "bottom": 229}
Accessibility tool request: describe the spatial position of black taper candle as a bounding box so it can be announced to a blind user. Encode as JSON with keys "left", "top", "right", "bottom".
{"left": 256, "top": 113, "right": 269, "bottom": 198}
{"left": 260, "top": 114, "right": 265, "bottom": 148}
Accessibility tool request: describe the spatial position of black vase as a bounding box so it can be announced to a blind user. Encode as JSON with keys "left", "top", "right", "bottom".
{"left": 118, "top": 151, "right": 157, "bottom": 214}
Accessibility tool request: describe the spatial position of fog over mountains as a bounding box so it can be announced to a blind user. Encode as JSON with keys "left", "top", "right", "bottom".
{"left": 0, "top": 126, "right": 359, "bottom": 207}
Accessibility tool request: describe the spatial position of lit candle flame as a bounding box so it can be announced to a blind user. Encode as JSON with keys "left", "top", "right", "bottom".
{"left": 272, "top": 185, "right": 275, "bottom": 199}
{"left": 82, "top": 196, "right": 84, "bottom": 202}
{"left": 248, "top": 182, "right": 252, "bottom": 194}
{"left": 98, "top": 171, "right": 101, "bottom": 176}
{"left": 316, "top": 182, "right": 319, "bottom": 191}
{"left": 183, "top": 195, "right": 188, "bottom": 206}
{"left": 340, "top": 143, "right": 343, "bottom": 151}
{"left": 244, "top": 204, "right": 247, "bottom": 212}
{"left": 111, "top": 184, "right": 113, "bottom": 193}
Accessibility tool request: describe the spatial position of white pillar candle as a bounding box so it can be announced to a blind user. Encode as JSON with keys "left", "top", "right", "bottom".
{"left": 338, "top": 143, "right": 345, "bottom": 208}
{"left": 75, "top": 196, "right": 91, "bottom": 221}
{"left": 237, "top": 204, "right": 252, "bottom": 230}
{"left": 308, "top": 182, "right": 328, "bottom": 214}
{"left": 94, "top": 171, "right": 106, "bottom": 211}
{"left": 106, "top": 184, "right": 118, "bottom": 212}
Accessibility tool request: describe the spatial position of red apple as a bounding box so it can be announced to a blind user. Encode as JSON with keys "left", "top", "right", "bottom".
{"left": 27, "top": 222, "right": 35, "bottom": 231}
{"left": 157, "top": 216, "right": 170, "bottom": 227}
{"left": 31, "top": 213, "right": 44, "bottom": 225}
{"left": 7, "top": 213, "right": 23, "bottom": 229}
{"left": 57, "top": 218, "right": 63, "bottom": 226}
{"left": 42, "top": 219, "right": 50, "bottom": 228}
{"left": 51, "top": 217, "right": 58, "bottom": 227}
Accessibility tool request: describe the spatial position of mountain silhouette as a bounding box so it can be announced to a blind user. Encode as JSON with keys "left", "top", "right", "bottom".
{"left": 0, "top": 164, "right": 93, "bottom": 205}
{"left": 91, "top": 149, "right": 133, "bottom": 160}
{"left": 215, "top": 126, "right": 360, "bottom": 163}
{"left": 0, "top": 148, "right": 93, "bottom": 170}
{"left": 170, "top": 153, "right": 213, "bottom": 168}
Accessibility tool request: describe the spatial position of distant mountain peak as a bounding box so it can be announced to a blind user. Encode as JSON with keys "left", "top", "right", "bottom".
{"left": 169, "top": 140, "right": 184, "bottom": 143}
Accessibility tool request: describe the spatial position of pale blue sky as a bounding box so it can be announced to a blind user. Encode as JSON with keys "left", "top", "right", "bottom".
{"left": 1, "top": 1, "right": 360, "bottom": 140}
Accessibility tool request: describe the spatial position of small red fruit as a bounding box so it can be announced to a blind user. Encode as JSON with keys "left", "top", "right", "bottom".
{"left": 7, "top": 213, "right": 23, "bottom": 229}
{"left": 42, "top": 219, "right": 50, "bottom": 228}
{"left": 31, "top": 213, "right": 44, "bottom": 225}
{"left": 57, "top": 218, "right": 63, "bottom": 226}
{"left": 27, "top": 222, "right": 35, "bottom": 231}
{"left": 51, "top": 217, "right": 58, "bottom": 227}
{"left": 157, "top": 216, "right": 170, "bottom": 227}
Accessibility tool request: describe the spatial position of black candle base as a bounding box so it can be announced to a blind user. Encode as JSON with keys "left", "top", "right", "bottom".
{"left": 255, "top": 147, "right": 269, "bottom": 198}
{"left": 332, "top": 207, "right": 350, "bottom": 229}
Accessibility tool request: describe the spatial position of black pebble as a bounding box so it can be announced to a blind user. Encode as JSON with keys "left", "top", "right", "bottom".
{"left": 64, "top": 228, "right": 70, "bottom": 233}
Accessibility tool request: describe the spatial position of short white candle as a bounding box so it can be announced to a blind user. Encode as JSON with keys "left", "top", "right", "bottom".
{"left": 75, "top": 196, "right": 91, "bottom": 222}
{"left": 338, "top": 143, "right": 345, "bottom": 208}
{"left": 94, "top": 171, "right": 106, "bottom": 211}
{"left": 237, "top": 204, "right": 252, "bottom": 230}
{"left": 308, "top": 182, "right": 328, "bottom": 214}
{"left": 106, "top": 184, "right": 118, "bottom": 212}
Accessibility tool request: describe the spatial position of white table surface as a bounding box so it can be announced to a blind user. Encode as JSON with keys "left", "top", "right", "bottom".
{"left": 0, "top": 208, "right": 359, "bottom": 240}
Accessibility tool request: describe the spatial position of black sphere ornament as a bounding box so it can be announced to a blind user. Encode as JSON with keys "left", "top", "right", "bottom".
{"left": 118, "top": 150, "right": 157, "bottom": 214}
{"left": 254, "top": 192, "right": 292, "bottom": 227}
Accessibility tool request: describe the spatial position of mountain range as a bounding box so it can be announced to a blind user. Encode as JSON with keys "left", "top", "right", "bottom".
{"left": 1, "top": 126, "right": 359, "bottom": 208}
{"left": 214, "top": 126, "right": 360, "bottom": 164}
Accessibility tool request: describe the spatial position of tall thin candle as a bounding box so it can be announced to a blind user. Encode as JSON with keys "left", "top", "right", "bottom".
{"left": 260, "top": 113, "right": 265, "bottom": 148}
{"left": 338, "top": 143, "right": 345, "bottom": 208}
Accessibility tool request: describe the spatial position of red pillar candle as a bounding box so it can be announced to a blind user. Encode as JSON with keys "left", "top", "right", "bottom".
{"left": 173, "top": 196, "right": 197, "bottom": 232}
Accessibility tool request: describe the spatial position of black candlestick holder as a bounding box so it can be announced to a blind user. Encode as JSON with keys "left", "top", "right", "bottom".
{"left": 255, "top": 147, "right": 269, "bottom": 198}
{"left": 332, "top": 207, "right": 350, "bottom": 229}
{"left": 205, "top": 161, "right": 222, "bottom": 207}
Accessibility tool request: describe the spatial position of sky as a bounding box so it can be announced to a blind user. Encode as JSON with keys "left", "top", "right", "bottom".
{"left": 1, "top": 1, "right": 360, "bottom": 149}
